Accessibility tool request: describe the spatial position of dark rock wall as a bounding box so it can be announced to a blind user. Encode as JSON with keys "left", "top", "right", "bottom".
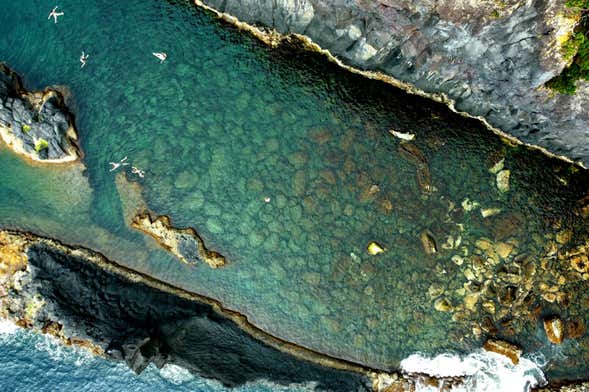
{"left": 0, "top": 63, "right": 79, "bottom": 161}
{"left": 25, "top": 243, "right": 371, "bottom": 391}
{"left": 199, "top": 0, "right": 589, "bottom": 165}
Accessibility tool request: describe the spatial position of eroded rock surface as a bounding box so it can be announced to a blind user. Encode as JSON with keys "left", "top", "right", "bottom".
{"left": 0, "top": 63, "right": 80, "bottom": 163}
{"left": 197, "top": 0, "right": 589, "bottom": 165}
{"left": 132, "top": 212, "right": 226, "bottom": 268}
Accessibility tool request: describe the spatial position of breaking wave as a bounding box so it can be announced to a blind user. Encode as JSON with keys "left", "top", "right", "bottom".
{"left": 401, "top": 350, "right": 547, "bottom": 392}
{"left": 0, "top": 320, "right": 18, "bottom": 335}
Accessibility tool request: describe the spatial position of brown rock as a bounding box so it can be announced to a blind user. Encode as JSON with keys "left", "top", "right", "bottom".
{"left": 483, "top": 339, "right": 522, "bottom": 364}
{"left": 566, "top": 319, "right": 585, "bottom": 339}
{"left": 131, "top": 212, "right": 226, "bottom": 268}
{"left": 544, "top": 316, "right": 565, "bottom": 344}
{"left": 495, "top": 242, "right": 514, "bottom": 259}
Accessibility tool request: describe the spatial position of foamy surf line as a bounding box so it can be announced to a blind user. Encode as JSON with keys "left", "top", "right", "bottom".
{"left": 400, "top": 350, "right": 547, "bottom": 392}
{"left": 0, "top": 319, "right": 18, "bottom": 334}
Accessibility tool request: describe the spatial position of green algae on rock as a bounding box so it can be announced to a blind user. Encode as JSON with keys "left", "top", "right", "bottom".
{"left": 0, "top": 64, "right": 80, "bottom": 163}
{"left": 132, "top": 212, "right": 226, "bottom": 268}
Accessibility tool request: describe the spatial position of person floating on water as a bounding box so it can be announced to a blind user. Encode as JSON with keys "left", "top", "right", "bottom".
{"left": 131, "top": 166, "right": 145, "bottom": 178}
{"left": 152, "top": 52, "right": 167, "bottom": 63}
{"left": 80, "top": 51, "right": 89, "bottom": 68}
{"left": 48, "top": 6, "right": 64, "bottom": 23}
{"left": 109, "top": 156, "right": 129, "bottom": 172}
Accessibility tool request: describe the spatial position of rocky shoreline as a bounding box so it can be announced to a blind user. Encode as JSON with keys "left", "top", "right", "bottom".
{"left": 0, "top": 63, "right": 81, "bottom": 163}
{"left": 0, "top": 227, "right": 587, "bottom": 391}
{"left": 0, "top": 230, "right": 374, "bottom": 390}
{"left": 194, "top": 0, "right": 589, "bottom": 166}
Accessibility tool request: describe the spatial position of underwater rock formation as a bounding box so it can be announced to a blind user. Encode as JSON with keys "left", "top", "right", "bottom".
{"left": 195, "top": 0, "right": 589, "bottom": 165}
{"left": 0, "top": 230, "right": 371, "bottom": 390}
{"left": 131, "top": 212, "right": 226, "bottom": 268}
{"left": 0, "top": 64, "right": 80, "bottom": 163}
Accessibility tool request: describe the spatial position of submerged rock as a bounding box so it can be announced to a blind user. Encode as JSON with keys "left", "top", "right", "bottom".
{"left": 420, "top": 230, "right": 438, "bottom": 255}
{"left": 131, "top": 212, "right": 226, "bottom": 268}
{"left": 496, "top": 170, "right": 510, "bottom": 193}
{"left": 0, "top": 64, "right": 80, "bottom": 163}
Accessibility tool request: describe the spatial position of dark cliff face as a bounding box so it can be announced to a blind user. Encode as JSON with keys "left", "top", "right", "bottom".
{"left": 197, "top": 0, "right": 589, "bottom": 165}
{"left": 23, "top": 242, "right": 370, "bottom": 391}
{"left": 0, "top": 63, "right": 80, "bottom": 162}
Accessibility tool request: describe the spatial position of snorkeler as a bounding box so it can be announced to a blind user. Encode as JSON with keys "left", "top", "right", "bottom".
{"left": 48, "top": 6, "right": 64, "bottom": 23}
{"left": 109, "top": 156, "right": 129, "bottom": 172}
{"left": 152, "top": 52, "right": 167, "bottom": 63}
{"left": 80, "top": 51, "right": 89, "bottom": 68}
{"left": 131, "top": 166, "right": 145, "bottom": 178}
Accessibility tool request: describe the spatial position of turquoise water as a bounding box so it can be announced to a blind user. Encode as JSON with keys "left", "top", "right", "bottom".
{"left": 1, "top": 0, "right": 589, "bottom": 383}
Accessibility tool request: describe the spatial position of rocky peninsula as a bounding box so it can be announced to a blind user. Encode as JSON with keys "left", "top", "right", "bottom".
{"left": 195, "top": 0, "right": 589, "bottom": 166}
{"left": 0, "top": 64, "right": 80, "bottom": 163}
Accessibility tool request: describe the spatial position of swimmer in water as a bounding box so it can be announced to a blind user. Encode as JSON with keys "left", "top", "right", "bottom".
{"left": 80, "top": 51, "right": 89, "bottom": 68}
{"left": 48, "top": 6, "right": 64, "bottom": 23}
{"left": 109, "top": 156, "right": 129, "bottom": 172}
{"left": 152, "top": 52, "right": 167, "bottom": 63}
{"left": 131, "top": 166, "right": 145, "bottom": 178}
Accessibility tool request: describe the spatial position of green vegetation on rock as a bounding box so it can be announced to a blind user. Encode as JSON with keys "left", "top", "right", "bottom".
{"left": 22, "top": 124, "right": 31, "bottom": 133}
{"left": 546, "top": 2, "right": 589, "bottom": 94}
{"left": 34, "top": 138, "right": 48, "bottom": 152}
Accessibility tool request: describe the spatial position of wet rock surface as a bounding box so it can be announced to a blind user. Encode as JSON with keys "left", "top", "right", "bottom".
{"left": 197, "top": 0, "right": 589, "bottom": 165}
{"left": 131, "top": 212, "right": 226, "bottom": 268}
{"left": 0, "top": 231, "right": 370, "bottom": 390}
{"left": 0, "top": 64, "right": 80, "bottom": 162}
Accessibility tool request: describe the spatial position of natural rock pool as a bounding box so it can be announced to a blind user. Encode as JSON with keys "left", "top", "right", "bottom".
{"left": 1, "top": 0, "right": 589, "bottom": 386}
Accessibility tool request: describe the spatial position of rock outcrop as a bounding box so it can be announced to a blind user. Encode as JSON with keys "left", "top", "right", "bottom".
{"left": 131, "top": 212, "right": 226, "bottom": 268}
{"left": 195, "top": 0, "right": 589, "bottom": 165}
{"left": 0, "top": 63, "right": 80, "bottom": 163}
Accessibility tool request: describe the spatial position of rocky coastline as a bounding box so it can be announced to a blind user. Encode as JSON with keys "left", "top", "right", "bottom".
{"left": 194, "top": 0, "right": 589, "bottom": 166}
{"left": 0, "top": 230, "right": 373, "bottom": 390}
{"left": 0, "top": 63, "right": 81, "bottom": 163}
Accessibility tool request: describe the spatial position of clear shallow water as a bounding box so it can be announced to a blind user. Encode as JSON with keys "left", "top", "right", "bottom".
{"left": 0, "top": 0, "right": 589, "bottom": 383}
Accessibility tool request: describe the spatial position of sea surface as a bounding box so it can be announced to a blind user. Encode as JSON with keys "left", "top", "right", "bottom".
{"left": 1, "top": 0, "right": 589, "bottom": 389}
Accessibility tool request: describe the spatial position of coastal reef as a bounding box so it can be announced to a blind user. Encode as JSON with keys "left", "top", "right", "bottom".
{"left": 131, "top": 212, "right": 226, "bottom": 268}
{"left": 196, "top": 0, "right": 589, "bottom": 165}
{"left": 0, "top": 63, "right": 80, "bottom": 163}
{"left": 0, "top": 230, "right": 370, "bottom": 390}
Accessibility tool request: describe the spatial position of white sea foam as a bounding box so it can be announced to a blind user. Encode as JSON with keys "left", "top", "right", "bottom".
{"left": 34, "top": 333, "right": 94, "bottom": 366}
{"left": 158, "top": 364, "right": 195, "bottom": 385}
{"left": 0, "top": 319, "right": 18, "bottom": 335}
{"left": 400, "top": 350, "right": 547, "bottom": 392}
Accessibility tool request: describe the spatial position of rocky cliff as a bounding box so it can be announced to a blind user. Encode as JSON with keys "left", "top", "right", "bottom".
{"left": 0, "top": 64, "right": 80, "bottom": 163}
{"left": 196, "top": 0, "right": 589, "bottom": 165}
